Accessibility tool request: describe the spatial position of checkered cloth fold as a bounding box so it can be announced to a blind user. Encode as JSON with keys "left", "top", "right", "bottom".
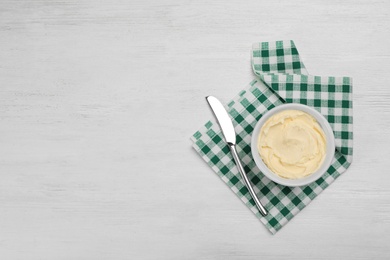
{"left": 190, "top": 40, "right": 353, "bottom": 234}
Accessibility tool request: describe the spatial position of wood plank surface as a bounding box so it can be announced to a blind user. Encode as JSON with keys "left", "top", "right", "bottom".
{"left": 0, "top": 0, "right": 389, "bottom": 259}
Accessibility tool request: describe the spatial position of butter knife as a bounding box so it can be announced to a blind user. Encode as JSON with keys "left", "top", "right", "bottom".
{"left": 206, "top": 96, "right": 268, "bottom": 216}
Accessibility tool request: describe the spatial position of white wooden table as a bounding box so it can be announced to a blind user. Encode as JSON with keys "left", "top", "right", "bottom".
{"left": 1, "top": 0, "right": 390, "bottom": 259}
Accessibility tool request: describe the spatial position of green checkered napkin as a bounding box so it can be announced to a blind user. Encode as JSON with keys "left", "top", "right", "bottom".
{"left": 190, "top": 40, "right": 353, "bottom": 234}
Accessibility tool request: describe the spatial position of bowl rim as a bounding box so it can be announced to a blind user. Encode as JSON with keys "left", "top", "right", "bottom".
{"left": 250, "top": 103, "right": 335, "bottom": 187}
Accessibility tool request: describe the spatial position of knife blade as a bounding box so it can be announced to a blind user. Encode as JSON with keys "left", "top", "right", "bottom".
{"left": 205, "top": 96, "right": 236, "bottom": 145}
{"left": 206, "top": 96, "right": 268, "bottom": 216}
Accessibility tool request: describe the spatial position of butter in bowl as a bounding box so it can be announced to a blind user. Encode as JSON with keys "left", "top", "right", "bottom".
{"left": 251, "top": 104, "right": 335, "bottom": 187}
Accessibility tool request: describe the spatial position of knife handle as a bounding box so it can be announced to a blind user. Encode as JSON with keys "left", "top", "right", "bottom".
{"left": 229, "top": 144, "right": 268, "bottom": 216}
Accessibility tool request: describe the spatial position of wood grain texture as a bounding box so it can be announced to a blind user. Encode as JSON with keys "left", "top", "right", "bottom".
{"left": 1, "top": 0, "right": 390, "bottom": 259}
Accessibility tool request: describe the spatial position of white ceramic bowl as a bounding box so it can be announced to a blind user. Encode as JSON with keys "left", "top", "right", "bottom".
{"left": 251, "top": 103, "right": 335, "bottom": 187}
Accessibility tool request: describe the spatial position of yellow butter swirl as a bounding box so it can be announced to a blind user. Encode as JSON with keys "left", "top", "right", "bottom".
{"left": 258, "top": 110, "right": 326, "bottom": 179}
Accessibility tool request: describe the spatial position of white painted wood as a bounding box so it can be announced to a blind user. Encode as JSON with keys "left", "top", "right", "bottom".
{"left": 1, "top": 0, "right": 389, "bottom": 259}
